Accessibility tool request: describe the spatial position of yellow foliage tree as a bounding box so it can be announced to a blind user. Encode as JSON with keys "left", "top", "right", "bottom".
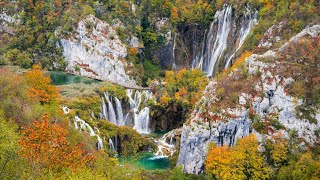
{"left": 205, "top": 134, "right": 270, "bottom": 180}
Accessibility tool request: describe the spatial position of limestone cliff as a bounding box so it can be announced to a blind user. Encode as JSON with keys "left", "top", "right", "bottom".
{"left": 58, "top": 15, "right": 136, "bottom": 86}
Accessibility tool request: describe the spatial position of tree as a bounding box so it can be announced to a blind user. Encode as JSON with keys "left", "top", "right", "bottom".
{"left": 205, "top": 134, "right": 270, "bottom": 179}
{"left": 24, "top": 65, "right": 58, "bottom": 104}
{"left": 19, "top": 114, "right": 93, "bottom": 178}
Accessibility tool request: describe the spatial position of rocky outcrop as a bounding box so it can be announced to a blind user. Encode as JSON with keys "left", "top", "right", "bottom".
{"left": 177, "top": 25, "right": 320, "bottom": 174}
{"left": 0, "top": 13, "right": 16, "bottom": 34}
{"left": 58, "top": 15, "right": 136, "bottom": 86}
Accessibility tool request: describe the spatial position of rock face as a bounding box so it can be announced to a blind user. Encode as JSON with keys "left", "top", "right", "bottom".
{"left": 178, "top": 115, "right": 251, "bottom": 174}
{"left": 58, "top": 15, "right": 136, "bottom": 86}
{"left": 0, "top": 13, "right": 16, "bottom": 34}
{"left": 177, "top": 25, "right": 320, "bottom": 174}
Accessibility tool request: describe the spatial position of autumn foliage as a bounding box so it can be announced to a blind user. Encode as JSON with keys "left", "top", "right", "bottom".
{"left": 24, "top": 65, "right": 57, "bottom": 104}
{"left": 19, "top": 114, "right": 93, "bottom": 174}
{"left": 159, "top": 68, "right": 208, "bottom": 107}
{"left": 205, "top": 134, "right": 270, "bottom": 179}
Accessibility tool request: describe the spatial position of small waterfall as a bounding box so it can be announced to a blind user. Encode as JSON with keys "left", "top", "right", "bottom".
{"left": 74, "top": 115, "right": 104, "bottom": 150}
{"left": 126, "top": 89, "right": 152, "bottom": 134}
{"left": 154, "top": 131, "right": 176, "bottom": 158}
{"left": 225, "top": 6, "right": 258, "bottom": 68}
{"left": 101, "top": 96, "right": 108, "bottom": 120}
{"left": 115, "top": 97, "right": 124, "bottom": 126}
{"left": 109, "top": 138, "right": 115, "bottom": 152}
{"left": 105, "top": 92, "right": 117, "bottom": 125}
{"left": 62, "top": 106, "right": 70, "bottom": 114}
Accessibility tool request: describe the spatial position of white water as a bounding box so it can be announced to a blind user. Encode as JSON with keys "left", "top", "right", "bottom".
{"left": 100, "top": 90, "right": 152, "bottom": 134}
{"left": 225, "top": 7, "right": 258, "bottom": 68}
{"left": 192, "top": 5, "right": 257, "bottom": 75}
{"left": 101, "top": 96, "right": 108, "bottom": 120}
{"left": 104, "top": 92, "right": 117, "bottom": 125}
{"left": 115, "top": 97, "right": 124, "bottom": 126}
{"left": 127, "top": 89, "right": 152, "bottom": 134}
{"left": 74, "top": 115, "right": 104, "bottom": 150}
{"left": 197, "top": 5, "right": 233, "bottom": 76}
{"left": 109, "top": 138, "right": 115, "bottom": 152}
{"left": 172, "top": 33, "right": 177, "bottom": 70}
{"left": 154, "top": 131, "right": 176, "bottom": 157}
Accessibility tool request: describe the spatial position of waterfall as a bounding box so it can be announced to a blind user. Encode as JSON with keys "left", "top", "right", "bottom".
{"left": 115, "top": 97, "right": 124, "bottom": 126}
{"left": 109, "top": 139, "right": 115, "bottom": 152}
{"left": 74, "top": 115, "right": 104, "bottom": 150}
{"left": 172, "top": 33, "right": 177, "bottom": 70}
{"left": 197, "top": 5, "right": 233, "bottom": 76}
{"left": 126, "top": 89, "right": 152, "bottom": 134}
{"left": 225, "top": 6, "right": 258, "bottom": 68}
{"left": 100, "top": 89, "right": 152, "bottom": 133}
{"left": 101, "top": 96, "right": 108, "bottom": 120}
{"left": 105, "top": 92, "right": 117, "bottom": 125}
{"left": 154, "top": 130, "right": 176, "bottom": 158}
{"left": 192, "top": 5, "right": 257, "bottom": 76}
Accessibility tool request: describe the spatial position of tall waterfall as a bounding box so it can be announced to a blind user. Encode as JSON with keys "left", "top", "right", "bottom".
{"left": 100, "top": 90, "right": 153, "bottom": 134}
{"left": 172, "top": 33, "right": 177, "bottom": 70}
{"left": 192, "top": 5, "right": 232, "bottom": 76}
{"left": 192, "top": 5, "right": 257, "bottom": 76}
{"left": 74, "top": 115, "right": 104, "bottom": 150}
{"left": 225, "top": 7, "right": 258, "bottom": 68}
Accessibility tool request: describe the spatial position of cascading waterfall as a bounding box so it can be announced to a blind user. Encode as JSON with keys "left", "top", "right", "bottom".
{"left": 100, "top": 90, "right": 153, "bottom": 134}
{"left": 225, "top": 7, "right": 258, "bottom": 68}
{"left": 127, "top": 89, "right": 152, "bottom": 134}
{"left": 153, "top": 131, "right": 176, "bottom": 159}
{"left": 74, "top": 115, "right": 104, "bottom": 150}
{"left": 193, "top": 5, "right": 233, "bottom": 76}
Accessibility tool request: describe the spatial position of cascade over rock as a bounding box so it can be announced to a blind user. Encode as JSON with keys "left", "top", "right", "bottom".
{"left": 58, "top": 15, "right": 136, "bottom": 86}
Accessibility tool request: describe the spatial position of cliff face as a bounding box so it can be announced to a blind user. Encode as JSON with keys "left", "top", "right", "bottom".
{"left": 177, "top": 25, "right": 320, "bottom": 174}
{"left": 58, "top": 15, "right": 136, "bottom": 86}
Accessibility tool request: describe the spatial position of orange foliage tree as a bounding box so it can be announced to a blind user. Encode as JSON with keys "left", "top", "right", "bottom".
{"left": 19, "top": 114, "right": 93, "bottom": 176}
{"left": 24, "top": 65, "right": 57, "bottom": 104}
{"left": 205, "top": 134, "right": 270, "bottom": 179}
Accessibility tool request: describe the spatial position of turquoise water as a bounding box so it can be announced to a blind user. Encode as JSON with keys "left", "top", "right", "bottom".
{"left": 120, "top": 153, "right": 171, "bottom": 170}
{"left": 48, "top": 71, "right": 100, "bottom": 85}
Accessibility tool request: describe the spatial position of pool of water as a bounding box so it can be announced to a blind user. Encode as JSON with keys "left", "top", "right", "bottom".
{"left": 119, "top": 153, "right": 171, "bottom": 170}
{"left": 48, "top": 71, "right": 100, "bottom": 85}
